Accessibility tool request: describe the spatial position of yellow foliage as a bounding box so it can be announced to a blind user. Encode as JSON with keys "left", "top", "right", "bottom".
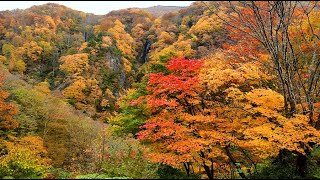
{"left": 122, "top": 57, "right": 132, "bottom": 74}
{"left": 102, "top": 36, "right": 113, "bottom": 48}
{"left": 189, "top": 14, "right": 222, "bottom": 36}
{"left": 158, "top": 31, "right": 175, "bottom": 44}
{"left": 34, "top": 81, "right": 51, "bottom": 94}
{"left": 38, "top": 41, "right": 53, "bottom": 56}
{"left": 105, "top": 88, "right": 115, "bottom": 99}
{"left": 0, "top": 55, "right": 6, "bottom": 63}
{"left": 13, "top": 59, "right": 26, "bottom": 74}
{"left": 131, "top": 23, "right": 145, "bottom": 39}
{"left": 62, "top": 77, "right": 103, "bottom": 116}
{"left": 200, "top": 52, "right": 270, "bottom": 92}
{"left": 23, "top": 41, "right": 43, "bottom": 61}
{"left": 246, "top": 89, "right": 284, "bottom": 111}
{"left": 150, "top": 37, "right": 195, "bottom": 62}
{"left": 108, "top": 20, "right": 135, "bottom": 59}
{"left": 93, "top": 25, "right": 102, "bottom": 34}
{"left": 100, "top": 98, "right": 109, "bottom": 107}
{"left": 79, "top": 42, "right": 88, "bottom": 52}
{"left": 225, "top": 87, "right": 245, "bottom": 101}
{"left": 62, "top": 77, "right": 87, "bottom": 102}
{"left": 85, "top": 78, "right": 102, "bottom": 104}
{"left": 59, "top": 53, "right": 89, "bottom": 75}
{"left": 44, "top": 15, "right": 56, "bottom": 30}
{"left": 0, "top": 136, "right": 51, "bottom": 177}
{"left": 280, "top": 115, "right": 320, "bottom": 154}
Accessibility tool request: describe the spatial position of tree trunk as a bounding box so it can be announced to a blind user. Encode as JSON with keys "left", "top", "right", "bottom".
{"left": 183, "top": 162, "right": 190, "bottom": 177}
{"left": 225, "top": 146, "right": 247, "bottom": 179}
{"left": 316, "top": 114, "right": 320, "bottom": 130}
{"left": 296, "top": 153, "right": 307, "bottom": 177}
{"left": 203, "top": 163, "right": 213, "bottom": 180}
{"left": 200, "top": 151, "right": 214, "bottom": 179}
{"left": 277, "top": 149, "right": 290, "bottom": 165}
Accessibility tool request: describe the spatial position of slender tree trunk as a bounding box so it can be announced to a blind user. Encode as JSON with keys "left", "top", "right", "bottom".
{"left": 200, "top": 151, "right": 214, "bottom": 179}
{"left": 278, "top": 149, "right": 289, "bottom": 165}
{"left": 225, "top": 146, "right": 247, "bottom": 179}
{"left": 296, "top": 153, "right": 307, "bottom": 177}
{"left": 203, "top": 163, "right": 213, "bottom": 180}
{"left": 183, "top": 162, "right": 190, "bottom": 177}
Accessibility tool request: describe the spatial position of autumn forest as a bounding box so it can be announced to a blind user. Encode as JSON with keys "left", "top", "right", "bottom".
{"left": 0, "top": 1, "right": 320, "bottom": 179}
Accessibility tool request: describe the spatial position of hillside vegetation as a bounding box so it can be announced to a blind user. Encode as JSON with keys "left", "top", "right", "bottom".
{"left": 0, "top": 1, "right": 320, "bottom": 179}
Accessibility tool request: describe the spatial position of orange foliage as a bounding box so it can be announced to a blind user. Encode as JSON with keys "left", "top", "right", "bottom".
{"left": 0, "top": 73, "right": 19, "bottom": 132}
{"left": 137, "top": 53, "right": 320, "bottom": 178}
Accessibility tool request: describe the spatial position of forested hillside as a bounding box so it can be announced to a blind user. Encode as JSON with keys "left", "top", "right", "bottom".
{"left": 140, "top": 5, "right": 186, "bottom": 17}
{"left": 0, "top": 1, "right": 320, "bottom": 179}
